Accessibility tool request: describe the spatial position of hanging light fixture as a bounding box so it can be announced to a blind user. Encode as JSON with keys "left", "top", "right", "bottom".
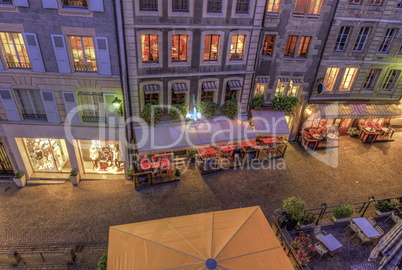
{"left": 112, "top": 97, "right": 122, "bottom": 115}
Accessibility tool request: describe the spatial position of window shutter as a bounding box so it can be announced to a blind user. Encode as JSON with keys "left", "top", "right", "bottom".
{"left": 89, "top": 0, "right": 104, "bottom": 12}
{"left": 42, "top": 0, "right": 58, "bottom": 9}
{"left": 0, "top": 59, "right": 4, "bottom": 71}
{"left": 0, "top": 89, "right": 21, "bottom": 121}
{"left": 95, "top": 37, "right": 111, "bottom": 76}
{"left": 40, "top": 90, "right": 60, "bottom": 123}
{"left": 51, "top": 35, "right": 71, "bottom": 74}
{"left": 103, "top": 93, "right": 118, "bottom": 125}
{"left": 23, "top": 33, "right": 45, "bottom": 73}
{"left": 62, "top": 92, "right": 80, "bottom": 123}
{"left": 13, "top": 0, "right": 29, "bottom": 7}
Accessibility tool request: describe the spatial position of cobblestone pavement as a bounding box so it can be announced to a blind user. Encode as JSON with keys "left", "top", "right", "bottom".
{"left": 0, "top": 130, "right": 401, "bottom": 269}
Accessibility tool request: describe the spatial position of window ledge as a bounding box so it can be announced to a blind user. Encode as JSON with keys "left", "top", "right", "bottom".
{"left": 201, "top": 61, "right": 220, "bottom": 66}
{"left": 205, "top": 12, "right": 224, "bottom": 17}
{"left": 266, "top": 12, "right": 279, "bottom": 16}
{"left": 0, "top": 4, "right": 17, "bottom": 12}
{"left": 295, "top": 57, "right": 307, "bottom": 60}
{"left": 260, "top": 56, "right": 273, "bottom": 60}
{"left": 306, "top": 15, "right": 320, "bottom": 18}
{"left": 58, "top": 8, "right": 92, "bottom": 17}
{"left": 171, "top": 11, "right": 191, "bottom": 17}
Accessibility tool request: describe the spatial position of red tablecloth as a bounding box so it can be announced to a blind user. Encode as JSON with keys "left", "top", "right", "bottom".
{"left": 140, "top": 162, "right": 151, "bottom": 170}
{"left": 199, "top": 148, "right": 216, "bottom": 155}
{"left": 220, "top": 145, "right": 236, "bottom": 152}
{"left": 261, "top": 137, "right": 280, "bottom": 144}
{"left": 151, "top": 162, "right": 160, "bottom": 169}
{"left": 241, "top": 141, "right": 257, "bottom": 147}
{"left": 161, "top": 160, "right": 171, "bottom": 167}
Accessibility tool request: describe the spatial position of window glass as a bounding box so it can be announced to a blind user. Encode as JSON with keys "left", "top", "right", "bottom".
{"left": 78, "top": 140, "right": 124, "bottom": 174}
{"left": 284, "top": 35, "right": 298, "bottom": 57}
{"left": 139, "top": 0, "right": 158, "bottom": 11}
{"left": 363, "top": 69, "right": 380, "bottom": 89}
{"left": 172, "top": 92, "right": 185, "bottom": 104}
{"left": 349, "top": 0, "right": 361, "bottom": 4}
{"left": 378, "top": 29, "right": 397, "bottom": 53}
{"left": 0, "top": 32, "right": 31, "bottom": 69}
{"left": 172, "top": 0, "right": 189, "bottom": 11}
{"left": 262, "top": 35, "right": 275, "bottom": 56}
{"left": 230, "top": 35, "right": 246, "bottom": 60}
{"left": 308, "top": 0, "right": 322, "bottom": 15}
{"left": 294, "top": 0, "right": 308, "bottom": 15}
{"left": 353, "top": 27, "right": 370, "bottom": 52}
{"left": 15, "top": 90, "right": 46, "bottom": 120}
{"left": 297, "top": 36, "right": 311, "bottom": 57}
{"left": 275, "top": 80, "right": 287, "bottom": 95}
{"left": 141, "top": 34, "right": 158, "bottom": 62}
{"left": 382, "top": 70, "right": 400, "bottom": 90}
{"left": 144, "top": 92, "right": 159, "bottom": 104}
{"left": 323, "top": 68, "right": 340, "bottom": 91}
{"left": 201, "top": 88, "right": 214, "bottom": 101}
{"left": 77, "top": 93, "right": 105, "bottom": 123}
{"left": 236, "top": 0, "right": 249, "bottom": 13}
{"left": 288, "top": 81, "right": 300, "bottom": 96}
{"left": 225, "top": 84, "right": 237, "bottom": 101}
{"left": 69, "top": 36, "right": 97, "bottom": 72}
{"left": 63, "top": 0, "right": 88, "bottom": 8}
{"left": 254, "top": 83, "right": 267, "bottom": 95}
{"left": 204, "top": 35, "right": 220, "bottom": 61}
{"left": 207, "top": 0, "right": 222, "bottom": 12}
{"left": 369, "top": 0, "right": 382, "bottom": 5}
{"left": 172, "top": 34, "right": 188, "bottom": 62}
{"left": 334, "top": 26, "right": 351, "bottom": 52}
{"left": 339, "top": 68, "right": 358, "bottom": 91}
{"left": 267, "top": 0, "right": 281, "bottom": 12}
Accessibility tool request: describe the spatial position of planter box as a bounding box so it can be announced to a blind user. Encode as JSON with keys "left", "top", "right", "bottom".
{"left": 299, "top": 223, "right": 314, "bottom": 229}
{"left": 13, "top": 175, "right": 26, "bottom": 188}
{"left": 69, "top": 172, "right": 80, "bottom": 186}
{"left": 376, "top": 210, "right": 394, "bottom": 217}
{"left": 331, "top": 216, "right": 351, "bottom": 223}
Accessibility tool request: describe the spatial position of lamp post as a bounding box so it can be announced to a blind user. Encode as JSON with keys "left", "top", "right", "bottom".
{"left": 112, "top": 97, "right": 122, "bottom": 116}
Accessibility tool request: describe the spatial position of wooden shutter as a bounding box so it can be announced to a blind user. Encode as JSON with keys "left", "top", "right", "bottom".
{"left": 42, "top": 0, "right": 58, "bottom": 9}
{"left": 23, "top": 33, "right": 45, "bottom": 72}
{"left": 95, "top": 37, "right": 111, "bottom": 75}
{"left": 13, "top": 0, "right": 29, "bottom": 7}
{"left": 40, "top": 90, "right": 60, "bottom": 123}
{"left": 62, "top": 92, "right": 80, "bottom": 123}
{"left": 51, "top": 35, "right": 71, "bottom": 74}
{"left": 89, "top": 0, "right": 104, "bottom": 12}
{"left": 103, "top": 93, "right": 119, "bottom": 125}
{"left": 0, "top": 89, "right": 21, "bottom": 121}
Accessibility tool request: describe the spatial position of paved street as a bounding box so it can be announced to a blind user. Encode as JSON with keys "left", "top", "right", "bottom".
{"left": 0, "top": 130, "right": 401, "bottom": 269}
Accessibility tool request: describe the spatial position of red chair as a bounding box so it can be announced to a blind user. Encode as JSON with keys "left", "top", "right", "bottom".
{"left": 317, "top": 127, "right": 327, "bottom": 134}
{"left": 374, "top": 123, "right": 382, "bottom": 131}
{"left": 300, "top": 131, "right": 311, "bottom": 139}
{"left": 151, "top": 156, "right": 158, "bottom": 162}
{"left": 161, "top": 155, "right": 169, "bottom": 160}
{"left": 166, "top": 167, "right": 172, "bottom": 174}
{"left": 309, "top": 129, "right": 318, "bottom": 136}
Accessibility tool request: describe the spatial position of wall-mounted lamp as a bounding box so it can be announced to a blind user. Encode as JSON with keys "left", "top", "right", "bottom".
{"left": 112, "top": 97, "right": 122, "bottom": 116}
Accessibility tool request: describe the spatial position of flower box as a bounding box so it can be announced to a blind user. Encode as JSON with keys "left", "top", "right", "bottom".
{"left": 376, "top": 210, "right": 393, "bottom": 217}
{"left": 331, "top": 216, "right": 350, "bottom": 223}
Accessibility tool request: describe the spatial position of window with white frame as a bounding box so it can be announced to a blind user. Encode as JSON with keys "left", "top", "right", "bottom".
{"left": 141, "top": 34, "right": 159, "bottom": 62}
{"left": 294, "top": 0, "right": 323, "bottom": 15}
{"left": 339, "top": 68, "right": 358, "bottom": 91}
{"left": 349, "top": 0, "right": 361, "bottom": 4}
{"left": 275, "top": 79, "right": 301, "bottom": 96}
{"left": 323, "top": 67, "right": 340, "bottom": 91}
{"left": 230, "top": 35, "right": 246, "bottom": 60}
{"left": 14, "top": 90, "right": 47, "bottom": 121}
{"left": 69, "top": 36, "right": 97, "bottom": 72}
{"left": 172, "top": 0, "right": 189, "bottom": 12}
{"left": 63, "top": 0, "right": 88, "bottom": 8}
{"left": 77, "top": 93, "right": 105, "bottom": 123}
{"left": 204, "top": 35, "right": 220, "bottom": 61}
{"left": 381, "top": 70, "right": 400, "bottom": 91}
{"left": 378, "top": 28, "right": 397, "bottom": 53}
{"left": 139, "top": 0, "right": 158, "bottom": 11}
{"left": 236, "top": 0, "right": 249, "bottom": 13}
{"left": 363, "top": 69, "right": 381, "bottom": 90}
{"left": 0, "top": 32, "right": 31, "bottom": 69}
{"left": 172, "top": 34, "right": 188, "bottom": 62}
{"left": 369, "top": 0, "right": 382, "bottom": 5}
{"left": 207, "top": 0, "right": 222, "bottom": 12}
{"left": 353, "top": 27, "right": 370, "bottom": 52}
{"left": 334, "top": 26, "right": 351, "bottom": 52}
{"left": 267, "top": 0, "right": 281, "bottom": 12}
{"left": 297, "top": 36, "right": 311, "bottom": 58}
{"left": 262, "top": 35, "right": 275, "bottom": 56}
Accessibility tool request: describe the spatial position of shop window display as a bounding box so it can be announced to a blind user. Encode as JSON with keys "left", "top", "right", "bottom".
{"left": 23, "top": 138, "right": 71, "bottom": 172}
{"left": 78, "top": 140, "right": 124, "bottom": 174}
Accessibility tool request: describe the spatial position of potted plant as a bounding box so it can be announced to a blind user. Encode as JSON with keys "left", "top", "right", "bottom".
{"left": 347, "top": 127, "right": 359, "bottom": 137}
{"left": 220, "top": 97, "right": 239, "bottom": 119}
{"left": 140, "top": 102, "right": 165, "bottom": 126}
{"left": 375, "top": 199, "right": 400, "bottom": 217}
{"left": 169, "top": 103, "right": 188, "bottom": 121}
{"left": 270, "top": 93, "right": 299, "bottom": 114}
{"left": 199, "top": 100, "right": 218, "bottom": 119}
{"left": 175, "top": 167, "right": 181, "bottom": 178}
{"left": 69, "top": 169, "right": 80, "bottom": 186}
{"left": 126, "top": 166, "right": 134, "bottom": 180}
{"left": 283, "top": 196, "right": 306, "bottom": 230}
{"left": 187, "top": 149, "right": 198, "bottom": 164}
{"left": 291, "top": 231, "right": 315, "bottom": 265}
{"left": 13, "top": 171, "right": 26, "bottom": 188}
{"left": 97, "top": 253, "right": 107, "bottom": 270}
{"left": 331, "top": 204, "right": 354, "bottom": 223}
{"left": 249, "top": 93, "right": 265, "bottom": 110}
{"left": 298, "top": 211, "right": 316, "bottom": 229}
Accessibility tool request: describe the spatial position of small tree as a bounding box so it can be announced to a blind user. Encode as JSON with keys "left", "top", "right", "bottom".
{"left": 169, "top": 103, "right": 188, "bottom": 121}
{"left": 97, "top": 253, "right": 107, "bottom": 270}
{"left": 333, "top": 204, "right": 354, "bottom": 219}
{"left": 220, "top": 97, "right": 239, "bottom": 119}
{"left": 249, "top": 94, "right": 265, "bottom": 110}
{"left": 199, "top": 100, "right": 218, "bottom": 119}
{"left": 270, "top": 93, "right": 299, "bottom": 113}
{"left": 283, "top": 196, "right": 306, "bottom": 221}
{"left": 140, "top": 103, "right": 165, "bottom": 126}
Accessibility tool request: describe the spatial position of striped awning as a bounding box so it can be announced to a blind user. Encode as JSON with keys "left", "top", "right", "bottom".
{"left": 143, "top": 84, "right": 160, "bottom": 93}
{"left": 292, "top": 79, "right": 302, "bottom": 85}
{"left": 312, "top": 103, "right": 402, "bottom": 119}
{"left": 172, "top": 83, "right": 188, "bottom": 93}
{"left": 257, "top": 77, "right": 269, "bottom": 84}
{"left": 279, "top": 78, "right": 290, "bottom": 83}
{"left": 202, "top": 81, "right": 218, "bottom": 91}
{"left": 227, "top": 80, "right": 242, "bottom": 90}
{"left": 358, "top": 104, "right": 402, "bottom": 119}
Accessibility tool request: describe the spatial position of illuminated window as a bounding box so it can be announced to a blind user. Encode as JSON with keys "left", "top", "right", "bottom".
{"left": 297, "top": 36, "right": 311, "bottom": 58}
{"left": 172, "top": 0, "right": 189, "bottom": 11}
{"left": 63, "top": 0, "right": 88, "bottom": 8}
{"left": 382, "top": 70, "right": 400, "bottom": 91}
{"left": 308, "top": 0, "right": 322, "bottom": 15}
{"left": 349, "top": 0, "right": 361, "bottom": 4}
{"left": 236, "top": 0, "right": 249, "bottom": 13}
{"left": 77, "top": 93, "right": 105, "bottom": 123}
{"left": 140, "top": 0, "right": 158, "bottom": 11}
{"left": 262, "top": 35, "right": 275, "bottom": 56}
{"left": 275, "top": 79, "right": 288, "bottom": 95}
{"left": 353, "top": 27, "right": 370, "bottom": 52}
{"left": 378, "top": 28, "right": 397, "bottom": 53}
{"left": 293, "top": 0, "right": 307, "bottom": 14}
{"left": 141, "top": 34, "right": 158, "bottom": 62}
{"left": 207, "top": 0, "right": 222, "bottom": 12}
{"left": 144, "top": 92, "right": 159, "bottom": 104}
{"left": 172, "top": 92, "right": 185, "bottom": 105}
{"left": 323, "top": 68, "right": 340, "bottom": 91}
{"left": 254, "top": 83, "right": 267, "bottom": 95}
{"left": 69, "top": 36, "right": 97, "bottom": 72}
{"left": 0, "top": 32, "right": 30, "bottom": 69}
{"left": 230, "top": 35, "right": 246, "bottom": 60}
{"left": 370, "top": 0, "right": 382, "bottom": 5}
{"left": 267, "top": 0, "right": 281, "bottom": 12}
{"left": 284, "top": 35, "right": 298, "bottom": 57}
{"left": 201, "top": 88, "right": 214, "bottom": 101}
{"left": 339, "top": 68, "right": 358, "bottom": 91}
{"left": 204, "top": 35, "right": 220, "bottom": 61}
{"left": 363, "top": 69, "right": 381, "bottom": 90}
{"left": 334, "top": 26, "right": 351, "bottom": 52}
{"left": 294, "top": 0, "right": 322, "bottom": 15}
{"left": 172, "top": 34, "right": 188, "bottom": 62}
{"left": 0, "top": 0, "right": 13, "bottom": 4}
{"left": 288, "top": 80, "right": 300, "bottom": 96}
{"left": 14, "top": 90, "right": 46, "bottom": 120}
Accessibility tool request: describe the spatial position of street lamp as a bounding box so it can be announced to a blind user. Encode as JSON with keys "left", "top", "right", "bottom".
{"left": 112, "top": 97, "right": 122, "bottom": 116}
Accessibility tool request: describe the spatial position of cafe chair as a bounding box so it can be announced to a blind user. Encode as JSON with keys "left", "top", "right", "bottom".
{"left": 309, "top": 129, "right": 318, "bottom": 136}
{"left": 314, "top": 225, "right": 327, "bottom": 240}
{"left": 367, "top": 217, "right": 376, "bottom": 226}
{"left": 345, "top": 221, "right": 360, "bottom": 239}
{"left": 314, "top": 242, "right": 328, "bottom": 260}
{"left": 385, "top": 211, "right": 402, "bottom": 224}
{"left": 375, "top": 226, "right": 384, "bottom": 237}
{"left": 357, "top": 231, "right": 371, "bottom": 247}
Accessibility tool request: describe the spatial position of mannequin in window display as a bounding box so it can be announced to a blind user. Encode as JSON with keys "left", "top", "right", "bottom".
{"left": 113, "top": 144, "right": 122, "bottom": 170}
{"left": 89, "top": 144, "right": 99, "bottom": 170}
{"left": 34, "top": 142, "right": 44, "bottom": 169}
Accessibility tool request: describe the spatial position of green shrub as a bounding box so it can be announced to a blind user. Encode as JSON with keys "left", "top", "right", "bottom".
{"left": 333, "top": 204, "right": 354, "bottom": 219}
{"left": 220, "top": 97, "right": 239, "bottom": 119}
{"left": 283, "top": 196, "right": 306, "bottom": 221}
{"left": 126, "top": 166, "right": 134, "bottom": 177}
{"left": 299, "top": 211, "right": 316, "bottom": 225}
{"left": 270, "top": 93, "right": 299, "bottom": 113}
{"left": 249, "top": 94, "right": 265, "bottom": 110}
{"left": 199, "top": 100, "right": 218, "bottom": 119}
{"left": 169, "top": 103, "right": 188, "bottom": 121}
{"left": 375, "top": 199, "right": 400, "bottom": 212}
{"left": 97, "top": 253, "right": 107, "bottom": 270}
{"left": 187, "top": 149, "right": 198, "bottom": 159}
{"left": 347, "top": 127, "right": 359, "bottom": 136}
{"left": 140, "top": 103, "right": 165, "bottom": 126}
{"left": 70, "top": 169, "right": 78, "bottom": 176}
{"left": 15, "top": 172, "right": 24, "bottom": 179}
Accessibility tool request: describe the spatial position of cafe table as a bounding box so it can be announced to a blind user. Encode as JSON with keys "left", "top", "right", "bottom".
{"left": 353, "top": 217, "right": 381, "bottom": 238}
{"left": 241, "top": 141, "right": 257, "bottom": 147}
{"left": 261, "top": 137, "right": 280, "bottom": 144}
{"left": 320, "top": 234, "right": 343, "bottom": 252}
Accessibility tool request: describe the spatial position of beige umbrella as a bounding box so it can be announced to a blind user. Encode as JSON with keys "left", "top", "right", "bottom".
{"left": 108, "top": 206, "right": 294, "bottom": 270}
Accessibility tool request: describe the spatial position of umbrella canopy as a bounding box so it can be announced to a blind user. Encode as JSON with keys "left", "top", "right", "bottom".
{"left": 108, "top": 206, "right": 294, "bottom": 270}
{"left": 369, "top": 221, "right": 402, "bottom": 270}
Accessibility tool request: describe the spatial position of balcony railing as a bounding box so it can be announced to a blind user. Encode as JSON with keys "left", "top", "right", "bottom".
{"left": 139, "top": 0, "right": 157, "bottom": 11}
{"left": 82, "top": 115, "right": 106, "bottom": 123}
{"left": 172, "top": 1, "right": 189, "bottom": 12}
{"left": 22, "top": 114, "right": 47, "bottom": 121}
{"left": 74, "top": 64, "right": 97, "bottom": 72}
{"left": 7, "top": 61, "right": 31, "bottom": 69}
